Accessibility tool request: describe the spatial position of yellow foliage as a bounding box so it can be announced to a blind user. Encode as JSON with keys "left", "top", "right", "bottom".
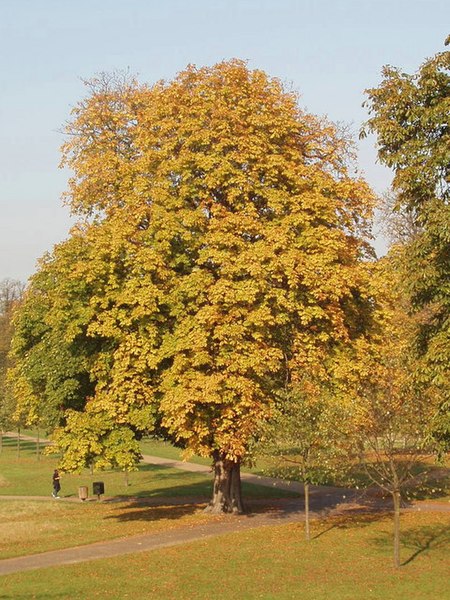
{"left": 12, "top": 62, "right": 376, "bottom": 468}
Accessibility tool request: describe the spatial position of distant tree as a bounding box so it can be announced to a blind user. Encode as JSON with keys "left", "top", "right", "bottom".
{"left": 377, "top": 191, "right": 422, "bottom": 247}
{"left": 363, "top": 38, "right": 450, "bottom": 455}
{"left": 0, "top": 278, "right": 24, "bottom": 449}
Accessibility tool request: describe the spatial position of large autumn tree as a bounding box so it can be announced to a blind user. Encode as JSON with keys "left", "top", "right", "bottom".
{"left": 12, "top": 62, "right": 375, "bottom": 513}
{"left": 363, "top": 38, "right": 450, "bottom": 453}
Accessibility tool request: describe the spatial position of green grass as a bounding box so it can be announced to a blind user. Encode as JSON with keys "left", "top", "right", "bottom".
{"left": 1, "top": 433, "right": 449, "bottom": 599}
{"left": 0, "top": 498, "right": 214, "bottom": 559}
{"left": 4, "top": 431, "right": 448, "bottom": 502}
{"left": 0, "top": 435, "right": 292, "bottom": 499}
{"left": 0, "top": 436, "right": 290, "bottom": 560}
{"left": 140, "top": 436, "right": 298, "bottom": 475}
{"left": 140, "top": 436, "right": 450, "bottom": 501}
{"left": 1, "top": 510, "right": 449, "bottom": 599}
{"left": 140, "top": 436, "right": 212, "bottom": 466}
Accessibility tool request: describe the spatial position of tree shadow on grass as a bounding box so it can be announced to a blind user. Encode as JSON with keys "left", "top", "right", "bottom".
{"left": 401, "top": 523, "right": 450, "bottom": 564}
{"left": 311, "top": 510, "right": 389, "bottom": 540}
{"left": 370, "top": 522, "right": 450, "bottom": 565}
{"left": 103, "top": 464, "right": 297, "bottom": 502}
{"left": 306, "top": 488, "right": 399, "bottom": 540}
{"left": 89, "top": 463, "right": 212, "bottom": 498}
{"left": 244, "top": 487, "right": 392, "bottom": 525}
{"left": 103, "top": 500, "right": 205, "bottom": 524}
{"left": 99, "top": 464, "right": 211, "bottom": 523}
{"left": 100, "top": 483, "right": 396, "bottom": 528}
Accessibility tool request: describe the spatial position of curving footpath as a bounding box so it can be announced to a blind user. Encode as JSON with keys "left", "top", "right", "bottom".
{"left": 1, "top": 433, "right": 448, "bottom": 576}
{"left": 0, "top": 499, "right": 308, "bottom": 576}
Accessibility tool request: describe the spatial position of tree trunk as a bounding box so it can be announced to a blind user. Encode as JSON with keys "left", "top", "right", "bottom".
{"left": 17, "top": 427, "right": 21, "bottom": 458}
{"left": 304, "top": 481, "right": 310, "bottom": 541}
{"left": 36, "top": 429, "right": 40, "bottom": 461}
{"left": 392, "top": 488, "right": 401, "bottom": 568}
{"left": 204, "top": 451, "right": 245, "bottom": 514}
{"left": 124, "top": 470, "right": 129, "bottom": 488}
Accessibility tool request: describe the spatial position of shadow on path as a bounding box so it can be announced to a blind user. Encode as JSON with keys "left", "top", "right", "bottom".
{"left": 1, "top": 433, "right": 448, "bottom": 576}
{"left": 0, "top": 487, "right": 372, "bottom": 576}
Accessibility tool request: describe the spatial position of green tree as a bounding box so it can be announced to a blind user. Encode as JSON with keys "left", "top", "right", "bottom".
{"left": 259, "top": 383, "right": 353, "bottom": 540}
{"left": 363, "top": 38, "right": 450, "bottom": 453}
{"left": 350, "top": 258, "right": 438, "bottom": 568}
{"left": 363, "top": 39, "right": 449, "bottom": 211}
{"left": 10, "top": 225, "right": 158, "bottom": 471}
{"left": 10, "top": 238, "right": 96, "bottom": 434}
{"left": 0, "top": 278, "right": 24, "bottom": 448}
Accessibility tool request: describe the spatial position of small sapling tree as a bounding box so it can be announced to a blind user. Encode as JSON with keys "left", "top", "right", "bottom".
{"left": 259, "top": 384, "right": 353, "bottom": 540}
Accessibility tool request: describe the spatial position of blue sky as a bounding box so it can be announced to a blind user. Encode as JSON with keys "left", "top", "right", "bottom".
{"left": 1, "top": 0, "right": 448, "bottom": 282}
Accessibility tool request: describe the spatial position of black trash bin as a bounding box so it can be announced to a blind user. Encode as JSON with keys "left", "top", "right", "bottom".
{"left": 93, "top": 481, "right": 105, "bottom": 499}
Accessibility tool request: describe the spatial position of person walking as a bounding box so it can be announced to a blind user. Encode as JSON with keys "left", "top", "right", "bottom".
{"left": 52, "top": 469, "right": 61, "bottom": 498}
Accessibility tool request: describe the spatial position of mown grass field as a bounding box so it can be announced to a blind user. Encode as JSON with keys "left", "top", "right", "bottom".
{"left": 1, "top": 511, "right": 449, "bottom": 600}
{"left": 1, "top": 432, "right": 449, "bottom": 599}
{"left": 0, "top": 434, "right": 292, "bottom": 559}
{"left": 140, "top": 436, "right": 450, "bottom": 502}
{"left": 6, "top": 431, "right": 449, "bottom": 499}
{"left": 0, "top": 434, "right": 292, "bottom": 500}
{"left": 0, "top": 498, "right": 216, "bottom": 560}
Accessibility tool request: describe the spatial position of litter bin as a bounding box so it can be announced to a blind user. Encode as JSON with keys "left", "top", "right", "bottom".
{"left": 78, "top": 486, "right": 88, "bottom": 501}
{"left": 93, "top": 481, "right": 105, "bottom": 499}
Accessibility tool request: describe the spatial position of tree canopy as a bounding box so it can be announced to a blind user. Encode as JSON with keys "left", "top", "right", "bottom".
{"left": 363, "top": 40, "right": 450, "bottom": 453}
{"left": 0, "top": 279, "right": 24, "bottom": 434}
{"left": 11, "top": 60, "right": 376, "bottom": 512}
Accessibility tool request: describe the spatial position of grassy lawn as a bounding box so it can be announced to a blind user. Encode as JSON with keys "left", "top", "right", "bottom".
{"left": 8, "top": 431, "right": 449, "bottom": 501}
{"left": 140, "top": 437, "right": 450, "bottom": 501}
{"left": 0, "top": 498, "right": 216, "bottom": 560}
{"left": 1, "top": 510, "right": 449, "bottom": 599}
{"left": 0, "top": 434, "right": 293, "bottom": 500}
{"left": 140, "top": 437, "right": 212, "bottom": 466}
{"left": 0, "top": 435, "right": 295, "bottom": 559}
{"left": 0, "top": 435, "right": 214, "bottom": 499}
{"left": 1, "top": 433, "right": 449, "bottom": 599}
{"left": 139, "top": 436, "right": 274, "bottom": 476}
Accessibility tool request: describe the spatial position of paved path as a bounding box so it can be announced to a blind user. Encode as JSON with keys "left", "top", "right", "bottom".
{"left": 1, "top": 432, "right": 448, "bottom": 576}
{"left": 1, "top": 491, "right": 447, "bottom": 576}
{"left": 141, "top": 453, "right": 351, "bottom": 498}
{"left": 0, "top": 499, "right": 308, "bottom": 576}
